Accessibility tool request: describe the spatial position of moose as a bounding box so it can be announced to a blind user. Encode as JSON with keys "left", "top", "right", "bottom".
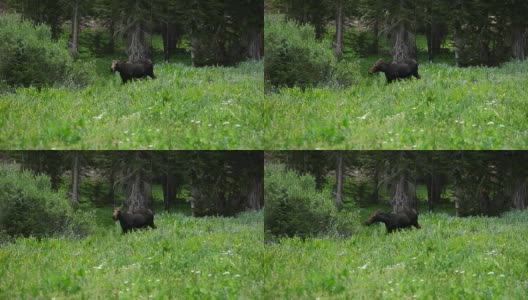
{"left": 112, "top": 206, "right": 157, "bottom": 234}
{"left": 369, "top": 59, "right": 421, "bottom": 83}
{"left": 110, "top": 59, "right": 157, "bottom": 84}
{"left": 364, "top": 209, "right": 421, "bottom": 233}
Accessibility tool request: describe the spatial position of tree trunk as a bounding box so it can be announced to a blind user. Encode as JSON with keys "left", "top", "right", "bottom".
{"left": 391, "top": 174, "right": 416, "bottom": 211}
{"left": 334, "top": 1, "right": 344, "bottom": 58}
{"left": 455, "top": 185, "right": 463, "bottom": 218}
{"left": 247, "top": 174, "right": 263, "bottom": 210}
{"left": 248, "top": 28, "right": 263, "bottom": 60}
{"left": 370, "top": 167, "right": 379, "bottom": 203}
{"left": 512, "top": 26, "right": 526, "bottom": 61}
{"left": 162, "top": 173, "right": 178, "bottom": 212}
{"left": 109, "top": 19, "right": 115, "bottom": 53}
{"left": 70, "top": 1, "right": 80, "bottom": 58}
{"left": 108, "top": 168, "right": 115, "bottom": 206}
{"left": 454, "top": 23, "right": 464, "bottom": 67}
{"left": 426, "top": 24, "right": 433, "bottom": 62}
{"left": 335, "top": 152, "right": 344, "bottom": 208}
{"left": 426, "top": 173, "right": 442, "bottom": 212}
{"left": 389, "top": 152, "right": 416, "bottom": 212}
{"left": 392, "top": 22, "right": 415, "bottom": 62}
{"left": 127, "top": 22, "right": 150, "bottom": 62}
{"left": 163, "top": 22, "right": 170, "bottom": 62}
{"left": 479, "top": 189, "right": 490, "bottom": 216}
{"left": 512, "top": 178, "right": 527, "bottom": 210}
{"left": 125, "top": 151, "right": 150, "bottom": 210}
{"left": 372, "top": 18, "right": 379, "bottom": 55}
{"left": 71, "top": 151, "right": 80, "bottom": 208}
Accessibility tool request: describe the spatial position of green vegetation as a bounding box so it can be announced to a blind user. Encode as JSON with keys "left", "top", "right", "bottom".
{"left": 264, "top": 210, "right": 528, "bottom": 299}
{"left": 0, "top": 210, "right": 263, "bottom": 299}
{"left": 0, "top": 15, "right": 94, "bottom": 89}
{"left": 0, "top": 164, "right": 95, "bottom": 238}
{"left": 265, "top": 163, "right": 359, "bottom": 241}
{"left": 264, "top": 60, "right": 528, "bottom": 149}
{"left": 264, "top": 15, "right": 360, "bottom": 89}
{"left": 0, "top": 60, "right": 263, "bottom": 149}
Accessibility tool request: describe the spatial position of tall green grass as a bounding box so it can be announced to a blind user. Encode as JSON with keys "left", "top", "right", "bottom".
{"left": 264, "top": 60, "right": 528, "bottom": 149}
{"left": 264, "top": 211, "right": 528, "bottom": 299}
{"left": 0, "top": 211, "right": 263, "bottom": 299}
{"left": 0, "top": 60, "right": 263, "bottom": 149}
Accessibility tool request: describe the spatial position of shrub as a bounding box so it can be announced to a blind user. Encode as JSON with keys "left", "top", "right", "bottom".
{"left": 0, "top": 164, "right": 94, "bottom": 238}
{"left": 0, "top": 14, "right": 94, "bottom": 89}
{"left": 329, "top": 59, "right": 361, "bottom": 88}
{"left": 329, "top": 210, "right": 360, "bottom": 238}
{"left": 265, "top": 15, "right": 360, "bottom": 89}
{"left": 264, "top": 164, "right": 335, "bottom": 240}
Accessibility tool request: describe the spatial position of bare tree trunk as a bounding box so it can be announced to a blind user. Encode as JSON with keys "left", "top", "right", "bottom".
{"left": 391, "top": 174, "right": 416, "bottom": 211}
{"left": 335, "top": 152, "right": 344, "bottom": 208}
{"left": 392, "top": 23, "right": 415, "bottom": 62}
{"left": 334, "top": 1, "right": 344, "bottom": 58}
{"left": 163, "top": 22, "right": 170, "bottom": 62}
{"left": 512, "top": 178, "right": 527, "bottom": 210}
{"left": 125, "top": 151, "right": 150, "bottom": 210}
{"left": 71, "top": 151, "right": 80, "bottom": 208}
{"left": 455, "top": 185, "right": 463, "bottom": 218}
{"left": 370, "top": 167, "right": 379, "bottom": 203}
{"left": 162, "top": 173, "right": 178, "bottom": 212}
{"left": 389, "top": 152, "right": 416, "bottom": 212}
{"left": 70, "top": 0, "right": 80, "bottom": 58}
{"left": 109, "top": 19, "right": 115, "bottom": 53}
{"left": 108, "top": 168, "right": 115, "bottom": 206}
{"left": 454, "top": 23, "right": 464, "bottom": 67}
{"left": 248, "top": 28, "right": 263, "bottom": 60}
{"left": 372, "top": 18, "right": 379, "bottom": 55}
{"left": 426, "top": 173, "right": 442, "bottom": 213}
{"left": 127, "top": 22, "right": 150, "bottom": 62}
{"left": 512, "top": 27, "right": 526, "bottom": 61}
{"left": 247, "top": 175, "right": 263, "bottom": 210}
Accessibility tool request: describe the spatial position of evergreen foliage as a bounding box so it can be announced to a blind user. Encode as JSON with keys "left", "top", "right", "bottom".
{"left": 0, "top": 164, "right": 95, "bottom": 238}
{"left": 265, "top": 15, "right": 360, "bottom": 89}
{"left": 0, "top": 14, "right": 94, "bottom": 89}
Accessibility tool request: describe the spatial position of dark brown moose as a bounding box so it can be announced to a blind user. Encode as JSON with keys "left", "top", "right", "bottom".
{"left": 365, "top": 209, "right": 421, "bottom": 233}
{"left": 111, "top": 59, "right": 157, "bottom": 84}
{"left": 112, "top": 207, "right": 157, "bottom": 234}
{"left": 369, "top": 59, "right": 421, "bottom": 83}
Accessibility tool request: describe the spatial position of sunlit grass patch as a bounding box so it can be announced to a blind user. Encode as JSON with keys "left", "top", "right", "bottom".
{"left": 0, "top": 210, "right": 263, "bottom": 299}
{"left": 0, "top": 60, "right": 263, "bottom": 149}
{"left": 264, "top": 61, "right": 528, "bottom": 149}
{"left": 264, "top": 211, "right": 528, "bottom": 299}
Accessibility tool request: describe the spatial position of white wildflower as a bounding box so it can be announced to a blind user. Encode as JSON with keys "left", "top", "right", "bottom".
{"left": 358, "top": 113, "right": 368, "bottom": 120}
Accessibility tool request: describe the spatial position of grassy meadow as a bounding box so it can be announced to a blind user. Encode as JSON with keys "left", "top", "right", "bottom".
{"left": 264, "top": 59, "right": 528, "bottom": 149}
{"left": 0, "top": 209, "right": 263, "bottom": 299}
{"left": 264, "top": 210, "right": 528, "bottom": 299}
{"left": 0, "top": 58, "right": 263, "bottom": 149}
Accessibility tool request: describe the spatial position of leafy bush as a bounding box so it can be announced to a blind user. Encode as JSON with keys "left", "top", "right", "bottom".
{"left": 265, "top": 164, "right": 335, "bottom": 240}
{"left": 265, "top": 15, "right": 359, "bottom": 89}
{"left": 0, "top": 14, "right": 94, "bottom": 89}
{"left": 330, "top": 59, "right": 361, "bottom": 88}
{"left": 0, "top": 164, "right": 94, "bottom": 238}
{"left": 329, "top": 210, "right": 360, "bottom": 238}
